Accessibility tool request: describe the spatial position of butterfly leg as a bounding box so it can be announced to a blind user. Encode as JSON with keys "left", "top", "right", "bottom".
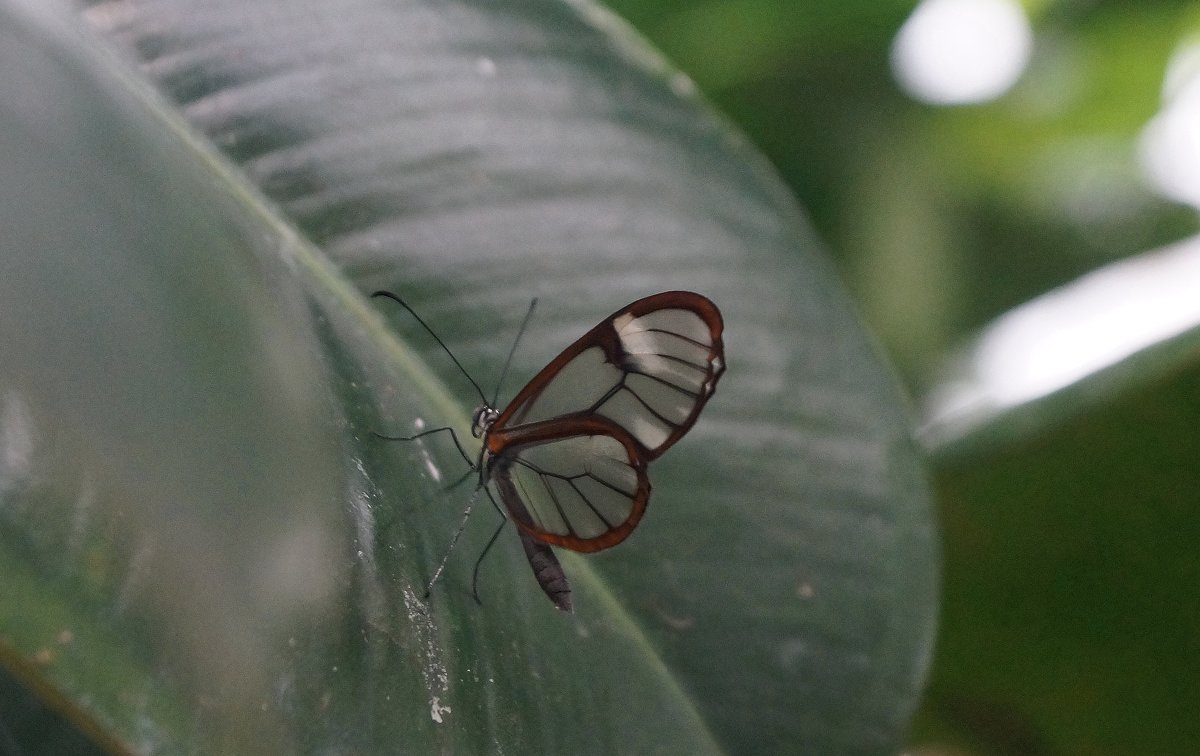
{"left": 373, "top": 425, "right": 475, "bottom": 468}
{"left": 470, "top": 507, "right": 509, "bottom": 606}
{"left": 423, "top": 486, "right": 481, "bottom": 601}
{"left": 442, "top": 467, "right": 475, "bottom": 492}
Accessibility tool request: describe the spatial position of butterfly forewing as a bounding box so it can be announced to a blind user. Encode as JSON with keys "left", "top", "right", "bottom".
{"left": 506, "top": 346, "right": 619, "bottom": 426}
{"left": 487, "top": 291, "right": 724, "bottom": 553}
{"left": 496, "top": 292, "right": 725, "bottom": 460}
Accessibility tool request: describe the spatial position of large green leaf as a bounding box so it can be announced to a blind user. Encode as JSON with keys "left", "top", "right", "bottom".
{"left": 0, "top": 0, "right": 937, "bottom": 752}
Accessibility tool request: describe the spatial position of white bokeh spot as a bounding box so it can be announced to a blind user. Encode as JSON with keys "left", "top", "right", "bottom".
{"left": 892, "top": 0, "right": 1033, "bottom": 105}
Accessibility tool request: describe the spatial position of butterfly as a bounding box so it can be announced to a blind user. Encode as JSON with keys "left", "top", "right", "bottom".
{"left": 374, "top": 291, "right": 726, "bottom": 611}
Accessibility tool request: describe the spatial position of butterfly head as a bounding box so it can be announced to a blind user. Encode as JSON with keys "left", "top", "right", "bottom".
{"left": 471, "top": 405, "right": 500, "bottom": 439}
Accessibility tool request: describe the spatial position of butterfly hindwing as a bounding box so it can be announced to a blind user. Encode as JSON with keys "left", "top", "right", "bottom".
{"left": 491, "top": 417, "right": 651, "bottom": 552}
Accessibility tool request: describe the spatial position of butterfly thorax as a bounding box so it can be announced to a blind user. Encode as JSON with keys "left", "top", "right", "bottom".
{"left": 471, "top": 404, "right": 504, "bottom": 487}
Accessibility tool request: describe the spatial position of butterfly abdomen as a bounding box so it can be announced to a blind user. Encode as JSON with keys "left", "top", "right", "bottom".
{"left": 519, "top": 531, "right": 572, "bottom": 612}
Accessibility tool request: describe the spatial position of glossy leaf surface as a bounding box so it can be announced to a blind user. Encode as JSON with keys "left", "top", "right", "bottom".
{"left": 0, "top": 0, "right": 938, "bottom": 752}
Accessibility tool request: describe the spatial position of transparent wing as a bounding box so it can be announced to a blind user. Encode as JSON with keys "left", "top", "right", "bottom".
{"left": 492, "top": 425, "right": 651, "bottom": 552}
{"left": 496, "top": 291, "right": 725, "bottom": 459}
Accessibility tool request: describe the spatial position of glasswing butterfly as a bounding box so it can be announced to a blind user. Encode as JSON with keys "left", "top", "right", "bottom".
{"left": 374, "top": 290, "right": 725, "bottom": 611}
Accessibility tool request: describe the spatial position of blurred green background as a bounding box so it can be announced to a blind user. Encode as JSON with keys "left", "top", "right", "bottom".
{"left": 601, "top": 0, "right": 1200, "bottom": 754}
{"left": 608, "top": 0, "right": 1197, "bottom": 390}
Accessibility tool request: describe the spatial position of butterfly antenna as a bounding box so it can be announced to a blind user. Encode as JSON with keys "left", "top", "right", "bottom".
{"left": 372, "top": 290, "right": 489, "bottom": 406}
{"left": 492, "top": 298, "right": 538, "bottom": 406}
